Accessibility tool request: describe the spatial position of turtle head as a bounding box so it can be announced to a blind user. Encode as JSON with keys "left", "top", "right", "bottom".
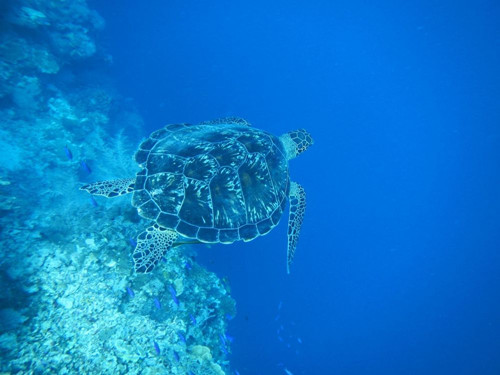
{"left": 279, "top": 129, "right": 314, "bottom": 160}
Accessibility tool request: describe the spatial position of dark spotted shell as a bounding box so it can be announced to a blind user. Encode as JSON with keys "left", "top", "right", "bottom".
{"left": 131, "top": 121, "right": 289, "bottom": 244}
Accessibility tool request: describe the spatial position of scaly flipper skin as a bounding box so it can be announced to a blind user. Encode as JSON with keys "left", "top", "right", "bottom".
{"left": 133, "top": 224, "right": 178, "bottom": 273}
{"left": 80, "top": 178, "right": 135, "bottom": 197}
{"left": 287, "top": 181, "right": 306, "bottom": 274}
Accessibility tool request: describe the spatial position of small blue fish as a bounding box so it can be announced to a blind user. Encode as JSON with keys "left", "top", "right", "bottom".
{"left": 189, "top": 313, "right": 197, "bottom": 325}
{"left": 225, "top": 314, "right": 233, "bottom": 320}
{"left": 274, "top": 314, "right": 280, "bottom": 321}
{"left": 126, "top": 286, "right": 135, "bottom": 298}
{"left": 185, "top": 261, "right": 192, "bottom": 270}
{"left": 89, "top": 196, "right": 98, "bottom": 207}
{"left": 169, "top": 285, "right": 179, "bottom": 306}
{"left": 173, "top": 350, "right": 179, "bottom": 362}
{"left": 188, "top": 372, "right": 195, "bottom": 375}
{"left": 153, "top": 297, "right": 161, "bottom": 310}
{"left": 177, "top": 331, "right": 186, "bottom": 344}
{"left": 225, "top": 333, "right": 234, "bottom": 343}
{"left": 235, "top": 371, "right": 241, "bottom": 375}
{"left": 219, "top": 333, "right": 226, "bottom": 345}
{"left": 129, "top": 237, "right": 137, "bottom": 247}
{"left": 153, "top": 341, "right": 160, "bottom": 355}
{"left": 278, "top": 300, "right": 283, "bottom": 310}
{"left": 297, "top": 337, "right": 302, "bottom": 344}
{"left": 64, "top": 145, "right": 72, "bottom": 160}
{"left": 81, "top": 160, "right": 92, "bottom": 174}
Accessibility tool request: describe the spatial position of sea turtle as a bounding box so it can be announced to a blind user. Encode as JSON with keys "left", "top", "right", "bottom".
{"left": 80, "top": 118, "right": 313, "bottom": 274}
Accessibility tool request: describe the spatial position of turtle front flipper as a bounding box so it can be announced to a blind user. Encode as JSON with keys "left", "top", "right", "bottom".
{"left": 287, "top": 181, "right": 306, "bottom": 274}
{"left": 133, "top": 224, "right": 178, "bottom": 273}
{"left": 80, "top": 178, "right": 135, "bottom": 197}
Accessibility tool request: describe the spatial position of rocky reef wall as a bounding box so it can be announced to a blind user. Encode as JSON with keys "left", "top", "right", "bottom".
{"left": 0, "top": 1, "right": 235, "bottom": 373}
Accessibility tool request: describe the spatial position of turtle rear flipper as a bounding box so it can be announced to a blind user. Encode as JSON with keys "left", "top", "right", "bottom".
{"left": 287, "top": 181, "right": 306, "bottom": 274}
{"left": 133, "top": 224, "right": 178, "bottom": 273}
{"left": 80, "top": 178, "right": 135, "bottom": 197}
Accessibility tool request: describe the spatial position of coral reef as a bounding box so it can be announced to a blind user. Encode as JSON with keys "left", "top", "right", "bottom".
{"left": 0, "top": 1, "right": 236, "bottom": 373}
{"left": 1, "top": 227, "right": 234, "bottom": 374}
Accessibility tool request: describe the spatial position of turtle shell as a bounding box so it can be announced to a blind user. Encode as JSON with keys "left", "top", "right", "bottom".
{"left": 131, "top": 120, "right": 289, "bottom": 244}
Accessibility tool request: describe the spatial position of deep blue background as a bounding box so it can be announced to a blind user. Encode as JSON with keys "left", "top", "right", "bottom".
{"left": 90, "top": 0, "right": 500, "bottom": 374}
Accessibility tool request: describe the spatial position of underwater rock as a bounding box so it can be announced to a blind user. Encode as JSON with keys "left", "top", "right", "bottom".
{"left": 0, "top": 135, "right": 25, "bottom": 172}
{"left": 6, "top": 6, "right": 50, "bottom": 28}
{"left": 12, "top": 76, "right": 41, "bottom": 110}
{"left": 191, "top": 345, "right": 213, "bottom": 361}
{"left": 56, "top": 297, "right": 74, "bottom": 309}
{"left": 0, "top": 308, "right": 28, "bottom": 331}
{"left": 0, "top": 234, "right": 235, "bottom": 373}
{"left": 189, "top": 345, "right": 227, "bottom": 375}
{"left": 48, "top": 97, "right": 77, "bottom": 121}
{"left": 49, "top": 27, "right": 96, "bottom": 59}
{"left": 1, "top": 37, "right": 53, "bottom": 72}
{"left": 0, "top": 333, "right": 18, "bottom": 351}
{"left": 32, "top": 47, "right": 60, "bottom": 74}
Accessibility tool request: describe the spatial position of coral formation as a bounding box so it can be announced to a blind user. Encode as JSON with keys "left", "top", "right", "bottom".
{"left": 0, "top": 1, "right": 236, "bottom": 373}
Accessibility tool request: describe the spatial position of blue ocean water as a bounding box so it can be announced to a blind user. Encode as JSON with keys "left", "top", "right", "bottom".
{"left": 91, "top": 1, "right": 500, "bottom": 373}
{"left": 1, "top": 0, "right": 499, "bottom": 374}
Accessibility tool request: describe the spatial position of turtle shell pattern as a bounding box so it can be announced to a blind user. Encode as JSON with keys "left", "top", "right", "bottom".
{"left": 131, "top": 122, "right": 290, "bottom": 244}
